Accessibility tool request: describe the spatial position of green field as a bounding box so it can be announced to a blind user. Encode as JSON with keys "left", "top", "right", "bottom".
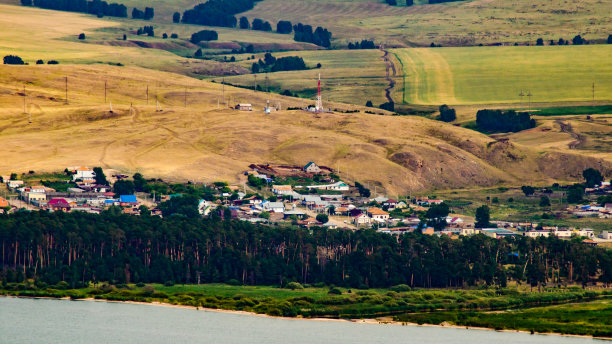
{"left": 392, "top": 45, "right": 612, "bottom": 105}
{"left": 218, "top": 49, "right": 389, "bottom": 105}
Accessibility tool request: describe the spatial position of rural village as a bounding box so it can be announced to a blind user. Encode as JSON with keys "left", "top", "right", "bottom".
{"left": 2, "top": 161, "right": 611, "bottom": 246}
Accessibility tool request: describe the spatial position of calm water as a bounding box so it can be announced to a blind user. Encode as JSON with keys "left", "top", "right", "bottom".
{"left": 0, "top": 297, "right": 604, "bottom": 344}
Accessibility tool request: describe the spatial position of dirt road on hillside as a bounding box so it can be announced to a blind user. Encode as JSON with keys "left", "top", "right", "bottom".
{"left": 380, "top": 48, "right": 396, "bottom": 104}
{"left": 554, "top": 119, "right": 584, "bottom": 149}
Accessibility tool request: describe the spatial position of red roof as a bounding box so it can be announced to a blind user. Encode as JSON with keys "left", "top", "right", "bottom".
{"left": 48, "top": 198, "right": 69, "bottom": 205}
{"left": 104, "top": 192, "right": 115, "bottom": 196}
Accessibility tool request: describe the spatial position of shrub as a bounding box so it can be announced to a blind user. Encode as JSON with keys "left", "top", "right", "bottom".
{"left": 136, "top": 282, "right": 146, "bottom": 287}
{"left": 3, "top": 55, "right": 25, "bottom": 65}
{"left": 47, "top": 60, "right": 59, "bottom": 65}
{"left": 391, "top": 284, "right": 411, "bottom": 292}
{"left": 328, "top": 287, "right": 342, "bottom": 295}
{"left": 286, "top": 282, "right": 304, "bottom": 290}
{"left": 163, "top": 280, "right": 175, "bottom": 287}
{"left": 78, "top": 33, "right": 86, "bottom": 40}
{"left": 55, "top": 281, "right": 70, "bottom": 290}
{"left": 226, "top": 279, "right": 241, "bottom": 286}
{"left": 36, "top": 59, "right": 44, "bottom": 64}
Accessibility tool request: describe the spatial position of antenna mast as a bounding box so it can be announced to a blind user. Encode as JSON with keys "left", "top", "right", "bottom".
{"left": 315, "top": 73, "right": 322, "bottom": 112}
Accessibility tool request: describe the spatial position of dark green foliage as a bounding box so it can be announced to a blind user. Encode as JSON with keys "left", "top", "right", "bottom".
{"left": 476, "top": 109, "right": 535, "bottom": 133}
{"left": 133, "top": 173, "right": 146, "bottom": 192}
{"left": 316, "top": 214, "right": 329, "bottom": 223}
{"left": 252, "top": 18, "right": 272, "bottom": 31}
{"left": 521, "top": 185, "right": 535, "bottom": 196}
{"left": 572, "top": 35, "right": 586, "bottom": 45}
{"left": 0, "top": 211, "right": 609, "bottom": 289}
{"left": 276, "top": 20, "right": 292, "bottom": 34}
{"left": 597, "top": 195, "right": 612, "bottom": 206}
{"left": 379, "top": 102, "right": 394, "bottom": 112}
{"left": 608, "top": 35, "right": 612, "bottom": 44}
{"left": 78, "top": 33, "right": 86, "bottom": 40}
{"left": 385, "top": 0, "right": 397, "bottom": 5}
{"left": 144, "top": 7, "right": 154, "bottom": 20}
{"left": 162, "top": 33, "right": 168, "bottom": 39}
{"left": 21, "top": 0, "right": 32, "bottom": 5}
{"left": 173, "top": 11, "right": 180, "bottom": 23}
{"left": 354, "top": 182, "right": 371, "bottom": 197}
{"left": 429, "top": 0, "right": 464, "bottom": 3}
{"left": 439, "top": 104, "right": 456, "bottom": 122}
{"left": 426, "top": 203, "right": 450, "bottom": 230}
{"left": 539, "top": 196, "right": 550, "bottom": 207}
{"left": 122, "top": 34, "right": 126, "bottom": 40}
{"left": 365, "top": 100, "right": 373, "bottom": 107}
{"left": 113, "top": 179, "right": 135, "bottom": 195}
{"left": 191, "top": 30, "right": 218, "bottom": 43}
{"left": 239, "top": 16, "right": 249, "bottom": 29}
{"left": 132, "top": 8, "right": 143, "bottom": 19}
{"left": 170, "top": 33, "right": 178, "bottom": 39}
{"left": 32, "top": 0, "right": 127, "bottom": 18}
{"left": 582, "top": 168, "right": 603, "bottom": 188}
{"left": 137, "top": 26, "right": 154, "bottom": 36}
{"left": 536, "top": 38, "right": 544, "bottom": 46}
{"left": 93, "top": 167, "right": 108, "bottom": 185}
{"left": 252, "top": 54, "right": 307, "bottom": 73}
{"left": 294, "top": 23, "right": 332, "bottom": 48}
{"left": 182, "top": 0, "right": 256, "bottom": 28}
{"left": 474, "top": 205, "right": 491, "bottom": 228}
{"left": 348, "top": 40, "right": 375, "bottom": 49}
{"left": 3, "top": 55, "right": 25, "bottom": 65}
{"left": 567, "top": 185, "right": 584, "bottom": 203}
{"left": 158, "top": 194, "right": 199, "bottom": 218}
{"left": 406, "top": 0, "right": 413, "bottom": 5}
{"left": 194, "top": 48, "right": 203, "bottom": 58}
{"left": 36, "top": 59, "right": 44, "bottom": 64}
{"left": 47, "top": 60, "right": 59, "bottom": 64}
{"left": 247, "top": 174, "right": 265, "bottom": 188}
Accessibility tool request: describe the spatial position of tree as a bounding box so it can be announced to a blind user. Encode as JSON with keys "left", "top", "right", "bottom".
{"left": 316, "top": 214, "right": 329, "bottom": 223}
{"left": 139, "top": 205, "right": 151, "bottom": 216}
{"left": 276, "top": 20, "right": 292, "bottom": 34}
{"left": 93, "top": 167, "right": 108, "bottom": 185}
{"left": 608, "top": 35, "right": 612, "bottom": 44}
{"left": 365, "top": 100, "right": 373, "bottom": 107}
{"left": 475, "top": 205, "right": 491, "bottom": 228}
{"left": 113, "top": 180, "right": 135, "bottom": 195}
{"left": 572, "top": 35, "right": 586, "bottom": 45}
{"left": 162, "top": 33, "right": 168, "bottom": 39}
{"left": 36, "top": 59, "right": 44, "bottom": 64}
{"left": 191, "top": 30, "right": 218, "bottom": 43}
{"left": 567, "top": 185, "right": 585, "bottom": 203}
{"left": 239, "top": 16, "right": 249, "bottom": 29}
{"left": 170, "top": 33, "right": 178, "bottom": 39}
{"left": 3, "top": 55, "right": 25, "bottom": 65}
{"left": 133, "top": 173, "right": 147, "bottom": 192}
{"left": 583, "top": 168, "right": 603, "bottom": 188}
{"left": 406, "top": 0, "right": 413, "bottom": 5}
{"left": 259, "top": 211, "right": 270, "bottom": 219}
{"left": 439, "top": 104, "right": 456, "bottom": 122}
{"left": 158, "top": 194, "right": 199, "bottom": 218}
{"left": 194, "top": 48, "right": 203, "bottom": 58}
{"left": 385, "top": 0, "right": 397, "bottom": 5}
{"left": 173, "top": 12, "right": 180, "bottom": 23}
{"left": 536, "top": 38, "right": 544, "bottom": 46}
{"left": 539, "top": 196, "right": 550, "bottom": 207}
{"left": 123, "top": 34, "right": 127, "bottom": 40}
{"left": 144, "top": 7, "right": 154, "bottom": 20}
{"left": 132, "top": 8, "right": 143, "bottom": 19}
{"left": 20, "top": 0, "right": 32, "bottom": 5}
{"left": 521, "top": 185, "right": 535, "bottom": 197}
{"left": 425, "top": 203, "right": 450, "bottom": 230}
{"left": 78, "top": 33, "right": 86, "bottom": 40}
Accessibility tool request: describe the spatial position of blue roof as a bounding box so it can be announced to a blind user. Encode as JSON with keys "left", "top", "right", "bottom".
{"left": 120, "top": 195, "right": 137, "bottom": 203}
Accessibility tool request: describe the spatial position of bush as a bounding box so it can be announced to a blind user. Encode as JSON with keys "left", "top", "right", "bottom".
{"left": 55, "top": 281, "right": 70, "bottom": 290}
{"left": 36, "top": 59, "right": 44, "bottom": 64}
{"left": 78, "top": 33, "right": 86, "bottom": 40}
{"left": 226, "top": 279, "right": 241, "bottom": 286}
{"left": 3, "top": 55, "right": 25, "bottom": 65}
{"left": 163, "top": 280, "right": 175, "bottom": 287}
{"left": 328, "top": 287, "right": 342, "bottom": 295}
{"left": 136, "top": 282, "right": 146, "bottom": 287}
{"left": 47, "top": 60, "right": 59, "bottom": 65}
{"left": 391, "top": 284, "right": 411, "bottom": 292}
{"left": 191, "top": 30, "right": 218, "bottom": 43}
{"left": 439, "top": 104, "right": 456, "bottom": 122}
{"left": 286, "top": 282, "right": 304, "bottom": 290}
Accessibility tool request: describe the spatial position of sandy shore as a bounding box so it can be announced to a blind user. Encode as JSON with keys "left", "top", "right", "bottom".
{"left": 2, "top": 295, "right": 606, "bottom": 339}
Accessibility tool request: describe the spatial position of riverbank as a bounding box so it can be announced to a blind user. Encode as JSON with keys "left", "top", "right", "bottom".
{"left": 1, "top": 283, "right": 610, "bottom": 338}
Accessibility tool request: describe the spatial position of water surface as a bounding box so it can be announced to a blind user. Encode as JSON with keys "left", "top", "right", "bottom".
{"left": 0, "top": 297, "right": 602, "bottom": 344}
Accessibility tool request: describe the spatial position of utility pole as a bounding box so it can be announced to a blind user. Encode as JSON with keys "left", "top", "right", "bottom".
{"left": 518, "top": 90, "right": 525, "bottom": 110}
{"left": 254, "top": 74, "right": 257, "bottom": 91}
{"left": 65, "top": 76, "right": 68, "bottom": 104}
{"left": 184, "top": 89, "right": 187, "bottom": 108}
{"left": 265, "top": 74, "right": 269, "bottom": 92}
{"left": 592, "top": 82, "right": 595, "bottom": 102}
{"left": 527, "top": 90, "right": 532, "bottom": 114}
{"left": 104, "top": 80, "right": 107, "bottom": 103}
{"left": 146, "top": 85, "right": 149, "bottom": 105}
{"left": 23, "top": 85, "right": 26, "bottom": 114}
{"left": 222, "top": 78, "right": 225, "bottom": 102}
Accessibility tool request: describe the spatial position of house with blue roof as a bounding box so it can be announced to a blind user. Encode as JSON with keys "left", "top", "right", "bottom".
{"left": 119, "top": 195, "right": 138, "bottom": 207}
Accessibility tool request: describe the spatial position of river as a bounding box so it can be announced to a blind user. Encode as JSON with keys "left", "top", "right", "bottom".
{"left": 0, "top": 297, "right": 603, "bottom": 343}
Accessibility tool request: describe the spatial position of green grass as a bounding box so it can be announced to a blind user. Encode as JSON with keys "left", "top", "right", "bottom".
{"left": 393, "top": 45, "right": 612, "bottom": 105}
{"left": 397, "top": 301, "right": 612, "bottom": 338}
{"left": 531, "top": 105, "right": 612, "bottom": 116}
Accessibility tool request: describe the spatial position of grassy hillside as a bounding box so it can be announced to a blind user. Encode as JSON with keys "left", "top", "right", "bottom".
{"left": 392, "top": 45, "right": 612, "bottom": 105}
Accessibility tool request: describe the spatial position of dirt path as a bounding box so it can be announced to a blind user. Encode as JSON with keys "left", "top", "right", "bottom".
{"left": 554, "top": 119, "right": 584, "bottom": 149}
{"left": 380, "top": 48, "right": 396, "bottom": 104}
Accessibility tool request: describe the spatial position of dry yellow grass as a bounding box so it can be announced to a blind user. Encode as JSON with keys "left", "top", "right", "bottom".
{"left": 2, "top": 64, "right": 611, "bottom": 194}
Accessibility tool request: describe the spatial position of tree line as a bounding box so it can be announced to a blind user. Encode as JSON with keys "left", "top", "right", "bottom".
{"left": 294, "top": 23, "right": 332, "bottom": 48}
{"left": 347, "top": 40, "right": 376, "bottom": 49}
{"left": 181, "top": 0, "right": 258, "bottom": 28}
{"left": 23, "top": 0, "right": 128, "bottom": 18}
{"left": 476, "top": 109, "right": 535, "bottom": 133}
{"left": 251, "top": 53, "right": 307, "bottom": 73}
{"left": 1, "top": 210, "right": 609, "bottom": 289}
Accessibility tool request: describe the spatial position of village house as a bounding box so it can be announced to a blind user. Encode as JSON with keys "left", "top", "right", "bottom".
{"left": 7, "top": 180, "right": 24, "bottom": 189}
{"left": 26, "top": 192, "right": 47, "bottom": 202}
{"left": 0, "top": 197, "right": 9, "bottom": 208}
{"left": 263, "top": 201, "right": 285, "bottom": 213}
{"left": 119, "top": 195, "right": 138, "bottom": 207}
{"left": 48, "top": 198, "right": 71, "bottom": 212}
{"left": 72, "top": 166, "right": 96, "bottom": 183}
{"left": 272, "top": 185, "right": 293, "bottom": 195}
{"left": 383, "top": 199, "right": 398, "bottom": 210}
{"left": 353, "top": 213, "right": 371, "bottom": 226}
{"left": 367, "top": 207, "right": 390, "bottom": 221}
{"left": 306, "top": 181, "right": 349, "bottom": 192}
{"left": 235, "top": 103, "right": 252, "bottom": 111}
{"left": 304, "top": 161, "right": 321, "bottom": 174}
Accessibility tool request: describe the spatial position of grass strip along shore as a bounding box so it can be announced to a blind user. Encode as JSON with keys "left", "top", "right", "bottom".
{"left": 1, "top": 283, "right": 611, "bottom": 338}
